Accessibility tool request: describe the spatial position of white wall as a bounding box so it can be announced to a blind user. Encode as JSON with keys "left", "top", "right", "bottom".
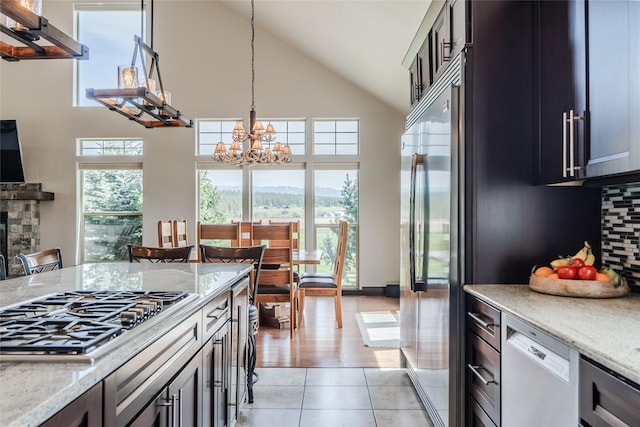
{"left": 0, "top": 1, "right": 403, "bottom": 288}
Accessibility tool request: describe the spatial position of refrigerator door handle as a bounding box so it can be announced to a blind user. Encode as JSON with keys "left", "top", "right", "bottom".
{"left": 409, "top": 153, "right": 427, "bottom": 292}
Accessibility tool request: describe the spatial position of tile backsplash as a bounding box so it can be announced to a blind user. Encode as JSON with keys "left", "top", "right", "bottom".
{"left": 602, "top": 182, "right": 640, "bottom": 289}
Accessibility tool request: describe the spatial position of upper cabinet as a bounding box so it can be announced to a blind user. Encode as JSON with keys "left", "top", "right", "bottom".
{"left": 407, "top": 0, "right": 467, "bottom": 109}
{"left": 535, "top": 0, "right": 640, "bottom": 184}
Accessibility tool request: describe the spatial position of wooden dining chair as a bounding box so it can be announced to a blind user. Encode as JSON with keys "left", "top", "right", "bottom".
{"left": 251, "top": 222, "right": 296, "bottom": 338}
{"left": 157, "top": 220, "right": 175, "bottom": 248}
{"left": 268, "top": 219, "right": 301, "bottom": 282}
{"left": 297, "top": 220, "right": 348, "bottom": 328}
{"left": 232, "top": 220, "right": 262, "bottom": 246}
{"left": 16, "top": 248, "right": 63, "bottom": 275}
{"left": 199, "top": 244, "right": 265, "bottom": 403}
{"left": 173, "top": 219, "right": 188, "bottom": 247}
{"left": 128, "top": 245, "right": 193, "bottom": 263}
{"left": 197, "top": 222, "right": 241, "bottom": 260}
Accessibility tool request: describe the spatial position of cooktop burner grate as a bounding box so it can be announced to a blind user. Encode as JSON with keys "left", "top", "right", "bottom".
{"left": 0, "top": 290, "right": 190, "bottom": 357}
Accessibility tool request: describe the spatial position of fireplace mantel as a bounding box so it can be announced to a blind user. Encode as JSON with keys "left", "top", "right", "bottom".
{"left": 0, "top": 190, "right": 54, "bottom": 201}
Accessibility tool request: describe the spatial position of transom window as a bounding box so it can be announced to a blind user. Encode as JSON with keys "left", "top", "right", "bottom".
{"left": 313, "top": 120, "right": 359, "bottom": 155}
{"left": 79, "top": 139, "right": 143, "bottom": 156}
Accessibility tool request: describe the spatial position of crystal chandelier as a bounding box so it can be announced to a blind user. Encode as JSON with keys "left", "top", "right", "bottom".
{"left": 213, "top": 0, "right": 292, "bottom": 166}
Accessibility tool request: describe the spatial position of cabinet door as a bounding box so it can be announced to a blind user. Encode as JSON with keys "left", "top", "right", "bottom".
{"left": 430, "top": 3, "right": 451, "bottom": 82}
{"left": 536, "top": 0, "right": 587, "bottom": 184}
{"left": 409, "top": 55, "right": 420, "bottom": 108}
{"left": 586, "top": 0, "right": 640, "bottom": 177}
{"left": 229, "top": 282, "right": 249, "bottom": 426}
{"left": 203, "top": 321, "right": 231, "bottom": 427}
{"left": 168, "top": 353, "right": 202, "bottom": 427}
{"left": 41, "top": 383, "right": 102, "bottom": 427}
{"left": 450, "top": 0, "right": 466, "bottom": 56}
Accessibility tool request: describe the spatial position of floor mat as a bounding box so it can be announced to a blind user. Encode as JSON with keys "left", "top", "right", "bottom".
{"left": 354, "top": 311, "right": 400, "bottom": 348}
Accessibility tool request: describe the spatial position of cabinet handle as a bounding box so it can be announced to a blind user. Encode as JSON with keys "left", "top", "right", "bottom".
{"left": 468, "top": 364, "right": 496, "bottom": 385}
{"left": 441, "top": 41, "right": 452, "bottom": 62}
{"left": 562, "top": 111, "right": 568, "bottom": 177}
{"left": 207, "top": 307, "right": 230, "bottom": 320}
{"left": 467, "top": 311, "right": 494, "bottom": 329}
{"left": 177, "top": 390, "right": 183, "bottom": 427}
{"left": 563, "top": 110, "right": 584, "bottom": 177}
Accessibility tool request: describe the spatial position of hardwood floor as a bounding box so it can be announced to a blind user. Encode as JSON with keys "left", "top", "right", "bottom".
{"left": 255, "top": 295, "right": 401, "bottom": 368}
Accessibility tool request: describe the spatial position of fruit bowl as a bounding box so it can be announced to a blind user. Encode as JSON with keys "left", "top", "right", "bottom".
{"left": 529, "top": 274, "right": 629, "bottom": 298}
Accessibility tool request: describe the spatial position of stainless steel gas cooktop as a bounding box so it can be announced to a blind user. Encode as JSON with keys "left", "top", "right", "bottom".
{"left": 0, "top": 290, "right": 196, "bottom": 362}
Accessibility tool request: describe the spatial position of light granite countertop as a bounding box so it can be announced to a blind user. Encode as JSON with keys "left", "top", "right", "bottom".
{"left": 464, "top": 284, "right": 640, "bottom": 385}
{"left": 0, "top": 262, "right": 252, "bottom": 427}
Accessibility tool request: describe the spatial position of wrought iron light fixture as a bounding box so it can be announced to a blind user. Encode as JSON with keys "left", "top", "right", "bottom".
{"left": 0, "top": 0, "right": 89, "bottom": 61}
{"left": 213, "top": 0, "right": 292, "bottom": 166}
{"left": 85, "top": 0, "right": 192, "bottom": 128}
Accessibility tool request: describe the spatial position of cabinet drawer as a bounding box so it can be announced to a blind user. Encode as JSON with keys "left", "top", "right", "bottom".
{"left": 466, "top": 296, "right": 501, "bottom": 351}
{"left": 466, "top": 333, "right": 501, "bottom": 425}
{"left": 579, "top": 357, "right": 640, "bottom": 426}
{"left": 202, "top": 291, "right": 231, "bottom": 342}
{"left": 467, "top": 395, "right": 497, "bottom": 427}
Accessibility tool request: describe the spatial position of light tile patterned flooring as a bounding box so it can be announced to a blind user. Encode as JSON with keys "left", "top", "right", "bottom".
{"left": 236, "top": 367, "right": 435, "bottom": 427}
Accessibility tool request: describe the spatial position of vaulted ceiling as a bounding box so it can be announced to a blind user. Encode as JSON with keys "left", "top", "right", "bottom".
{"left": 220, "top": 1, "right": 432, "bottom": 115}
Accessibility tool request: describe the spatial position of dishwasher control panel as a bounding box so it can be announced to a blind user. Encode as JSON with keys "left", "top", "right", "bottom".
{"left": 507, "top": 331, "right": 570, "bottom": 382}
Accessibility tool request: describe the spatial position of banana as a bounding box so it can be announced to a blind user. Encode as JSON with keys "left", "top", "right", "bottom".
{"left": 572, "top": 241, "right": 592, "bottom": 262}
{"left": 550, "top": 257, "right": 572, "bottom": 269}
{"left": 584, "top": 252, "right": 595, "bottom": 266}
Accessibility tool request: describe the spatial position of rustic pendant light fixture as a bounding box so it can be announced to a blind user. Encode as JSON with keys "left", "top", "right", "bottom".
{"left": 85, "top": 0, "right": 192, "bottom": 128}
{"left": 0, "top": 0, "right": 89, "bottom": 61}
{"left": 213, "top": 0, "right": 292, "bottom": 166}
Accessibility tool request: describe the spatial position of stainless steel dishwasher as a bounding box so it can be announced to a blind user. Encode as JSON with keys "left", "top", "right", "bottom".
{"left": 502, "top": 313, "right": 579, "bottom": 426}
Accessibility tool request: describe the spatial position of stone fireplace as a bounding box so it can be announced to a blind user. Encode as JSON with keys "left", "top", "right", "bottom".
{"left": 0, "top": 183, "right": 54, "bottom": 277}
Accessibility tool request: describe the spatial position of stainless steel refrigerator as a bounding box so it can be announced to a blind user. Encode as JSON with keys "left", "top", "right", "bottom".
{"left": 400, "top": 56, "right": 462, "bottom": 427}
{"left": 400, "top": 3, "right": 603, "bottom": 426}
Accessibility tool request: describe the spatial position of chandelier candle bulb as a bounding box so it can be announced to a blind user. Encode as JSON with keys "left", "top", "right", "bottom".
{"left": 118, "top": 65, "right": 138, "bottom": 89}
{"left": 6, "top": 0, "right": 42, "bottom": 31}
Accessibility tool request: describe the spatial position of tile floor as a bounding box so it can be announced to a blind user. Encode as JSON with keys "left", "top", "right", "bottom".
{"left": 236, "top": 367, "right": 435, "bottom": 427}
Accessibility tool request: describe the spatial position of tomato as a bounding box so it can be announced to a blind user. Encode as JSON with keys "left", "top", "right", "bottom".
{"left": 570, "top": 258, "right": 585, "bottom": 268}
{"left": 557, "top": 266, "right": 578, "bottom": 279}
{"left": 578, "top": 266, "right": 597, "bottom": 281}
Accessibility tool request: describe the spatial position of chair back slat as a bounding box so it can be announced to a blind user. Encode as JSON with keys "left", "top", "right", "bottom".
{"left": 16, "top": 248, "right": 63, "bottom": 275}
{"left": 128, "top": 245, "right": 193, "bottom": 263}
{"left": 173, "top": 219, "right": 188, "bottom": 247}
{"left": 332, "top": 221, "right": 349, "bottom": 286}
{"left": 158, "top": 220, "right": 174, "bottom": 248}
{"left": 268, "top": 220, "right": 300, "bottom": 249}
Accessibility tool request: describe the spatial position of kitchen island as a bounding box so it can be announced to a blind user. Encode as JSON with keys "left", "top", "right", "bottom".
{"left": 465, "top": 284, "right": 640, "bottom": 384}
{"left": 0, "top": 262, "right": 252, "bottom": 427}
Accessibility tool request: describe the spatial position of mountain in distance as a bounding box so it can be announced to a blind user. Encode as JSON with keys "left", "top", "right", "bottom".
{"left": 217, "top": 185, "right": 340, "bottom": 197}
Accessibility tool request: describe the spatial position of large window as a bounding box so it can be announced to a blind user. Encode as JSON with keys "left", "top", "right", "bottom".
{"left": 75, "top": 5, "right": 143, "bottom": 106}
{"left": 314, "top": 169, "right": 358, "bottom": 287}
{"left": 78, "top": 139, "right": 143, "bottom": 262}
{"left": 197, "top": 118, "right": 360, "bottom": 287}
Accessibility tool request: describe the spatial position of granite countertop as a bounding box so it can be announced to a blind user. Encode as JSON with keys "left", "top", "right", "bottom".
{"left": 0, "top": 262, "right": 252, "bottom": 427}
{"left": 464, "top": 284, "right": 640, "bottom": 385}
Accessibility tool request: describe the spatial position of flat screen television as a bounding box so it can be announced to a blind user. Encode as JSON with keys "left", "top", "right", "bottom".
{"left": 1, "top": 120, "right": 26, "bottom": 183}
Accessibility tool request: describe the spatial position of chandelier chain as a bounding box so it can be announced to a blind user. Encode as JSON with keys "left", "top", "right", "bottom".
{"left": 251, "top": 0, "right": 255, "bottom": 111}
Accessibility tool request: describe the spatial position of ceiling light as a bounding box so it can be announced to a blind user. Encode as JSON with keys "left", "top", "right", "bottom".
{"left": 213, "top": 0, "right": 292, "bottom": 166}
{"left": 0, "top": 0, "right": 89, "bottom": 61}
{"left": 85, "top": 0, "right": 192, "bottom": 128}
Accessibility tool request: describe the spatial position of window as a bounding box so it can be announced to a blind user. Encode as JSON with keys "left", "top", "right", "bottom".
{"left": 313, "top": 120, "right": 359, "bottom": 155}
{"left": 196, "top": 118, "right": 360, "bottom": 287}
{"left": 78, "top": 139, "right": 143, "bottom": 262}
{"left": 314, "top": 169, "right": 358, "bottom": 287}
{"left": 75, "top": 5, "right": 143, "bottom": 107}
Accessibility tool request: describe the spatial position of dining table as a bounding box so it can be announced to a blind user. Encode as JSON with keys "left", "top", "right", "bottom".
{"left": 292, "top": 249, "right": 322, "bottom": 265}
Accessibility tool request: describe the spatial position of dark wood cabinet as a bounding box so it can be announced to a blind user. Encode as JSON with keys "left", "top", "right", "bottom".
{"left": 465, "top": 296, "right": 501, "bottom": 427}
{"left": 430, "top": 3, "right": 451, "bottom": 83}
{"left": 203, "top": 320, "right": 231, "bottom": 427}
{"left": 229, "top": 280, "right": 249, "bottom": 426}
{"left": 535, "top": 0, "right": 587, "bottom": 184}
{"left": 579, "top": 357, "right": 640, "bottom": 426}
{"left": 536, "top": 0, "right": 640, "bottom": 184}
{"left": 585, "top": 0, "right": 640, "bottom": 178}
{"left": 41, "top": 383, "right": 102, "bottom": 427}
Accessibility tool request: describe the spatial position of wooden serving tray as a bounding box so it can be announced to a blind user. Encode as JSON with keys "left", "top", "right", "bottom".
{"left": 529, "top": 274, "right": 629, "bottom": 298}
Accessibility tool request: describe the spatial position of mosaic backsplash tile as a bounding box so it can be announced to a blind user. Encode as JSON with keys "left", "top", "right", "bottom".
{"left": 602, "top": 182, "right": 640, "bottom": 290}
